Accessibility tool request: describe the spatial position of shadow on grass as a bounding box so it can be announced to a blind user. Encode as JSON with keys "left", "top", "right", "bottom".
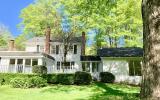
{"left": 86, "top": 82, "right": 140, "bottom": 100}
{"left": 40, "top": 84, "right": 88, "bottom": 93}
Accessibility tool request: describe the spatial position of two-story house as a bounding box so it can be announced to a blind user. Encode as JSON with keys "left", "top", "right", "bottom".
{"left": 0, "top": 27, "right": 143, "bottom": 84}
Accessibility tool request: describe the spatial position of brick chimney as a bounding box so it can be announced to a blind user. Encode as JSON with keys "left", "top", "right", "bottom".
{"left": 8, "top": 40, "right": 15, "bottom": 51}
{"left": 45, "top": 26, "right": 51, "bottom": 54}
{"left": 81, "top": 32, "right": 86, "bottom": 56}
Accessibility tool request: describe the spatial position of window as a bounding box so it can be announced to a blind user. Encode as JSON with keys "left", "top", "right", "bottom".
{"left": 92, "top": 62, "right": 99, "bottom": 72}
{"left": 129, "top": 61, "right": 141, "bottom": 76}
{"left": 32, "top": 59, "right": 38, "bottom": 66}
{"left": 71, "top": 62, "right": 75, "bottom": 69}
{"left": 17, "top": 59, "right": 23, "bottom": 65}
{"left": 37, "top": 45, "right": 40, "bottom": 52}
{"left": 57, "top": 61, "right": 60, "bottom": 70}
{"left": 73, "top": 45, "right": 77, "bottom": 54}
{"left": 25, "top": 59, "right": 31, "bottom": 67}
{"left": 56, "top": 45, "right": 59, "bottom": 54}
{"left": 51, "top": 46, "right": 56, "bottom": 54}
{"left": 10, "top": 59, "right": 15, "bottom": 65}
{"left": 82, "top": 62, "right": 90, "bottom": 72}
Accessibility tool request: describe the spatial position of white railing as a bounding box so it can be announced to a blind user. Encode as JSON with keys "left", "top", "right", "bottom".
{"left": 0, "top": 65, "right": 32, "bottom": 74}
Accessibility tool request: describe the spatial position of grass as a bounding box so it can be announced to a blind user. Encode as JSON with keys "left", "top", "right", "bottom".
{"left": 0, "top": 82, "right": 140, "bottom": 100}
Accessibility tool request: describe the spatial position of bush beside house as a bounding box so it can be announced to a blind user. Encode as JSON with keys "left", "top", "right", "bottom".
{"left": 100, "top": 72, "right": 115, "bottom": 83}
{"left": 32, "top": 65, "right": 47, "bottom": 74}
{"left": 74, "top": 71, "right": 92, "bottom": 85}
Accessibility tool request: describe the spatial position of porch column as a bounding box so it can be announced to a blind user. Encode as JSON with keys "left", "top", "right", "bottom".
{"left": 23, "top": 59, "right": 25, "bottom": 73}
{"left": 15, "top": 59, "right": 17, "bottom": 73}
{"left": 90, "top": 62, "right": 92, "bottom": 73}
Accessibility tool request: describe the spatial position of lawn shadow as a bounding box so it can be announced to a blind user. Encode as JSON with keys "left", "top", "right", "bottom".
{"left": 40, "top": 84, "right": 87, "bottom": 93}
{"left": 86, "top": 82, "right": 139, "bottom": 100}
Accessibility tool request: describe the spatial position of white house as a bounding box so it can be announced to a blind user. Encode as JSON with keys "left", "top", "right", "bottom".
{"left": 0, "top": 27, "right": 143, "bottom": 84}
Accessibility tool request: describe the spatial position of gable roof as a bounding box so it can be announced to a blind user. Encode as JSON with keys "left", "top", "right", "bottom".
{"left": 97, "top": 47, "right": 143, "bottom": 57}
{"left": 26, "top": 36, "right": 82, "bottom": 44}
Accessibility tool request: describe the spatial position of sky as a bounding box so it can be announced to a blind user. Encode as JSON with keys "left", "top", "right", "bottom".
{"left": 0, "top": 0, "right": 34, "bottom": 37}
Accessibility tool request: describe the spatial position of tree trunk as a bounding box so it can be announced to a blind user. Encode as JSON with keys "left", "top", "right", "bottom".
{"left": 141, "top": 0, "right": 160, "bottom": 99}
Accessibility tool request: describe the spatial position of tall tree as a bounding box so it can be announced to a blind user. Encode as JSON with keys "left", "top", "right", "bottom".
{"left": 141, "top": 0, "right": 160, "bottom": 99}
{"left": 0, "top": 23, "right": 12, "bottom": 47}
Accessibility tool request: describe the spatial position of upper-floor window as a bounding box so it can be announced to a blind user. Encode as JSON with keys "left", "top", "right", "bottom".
{"left": 37, "top": 45, "right": 40, "bottom": 52}
{"left": 73, "top": 45, "right": 77, "bottom": 54}
{"left": 56, "top": 45, "right": 59, "bottom": 54}
{"left": 51, "top": 46, "right": 56, "bottom": 54}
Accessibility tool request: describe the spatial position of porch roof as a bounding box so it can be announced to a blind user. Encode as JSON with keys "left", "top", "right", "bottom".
{"left": 81, "top": 56, "right": 101, "bottom": 61}
{"left": 0, "top": 51, "right": 55, "bottom": 60}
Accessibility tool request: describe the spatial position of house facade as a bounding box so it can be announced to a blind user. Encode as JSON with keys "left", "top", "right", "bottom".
{"left": 0, "top": 27, "right": 143, "bottom": 84}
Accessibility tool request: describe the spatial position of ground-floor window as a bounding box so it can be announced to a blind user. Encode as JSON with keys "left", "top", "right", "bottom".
{"left": 82, "top": 62, "right": 99, "bottom": 72}
{"left": 9, "top": 59, "right": 15, "bottom": 66}
{"left": 57, "top": 61, "right": 60, "bottom": 70}
{"left": 56, "top": 61, "right": 75, "bottom": 70}
{"left": 129, "top": 60, "right": 141, "bottom": 76}
{"left": 32, "top": 59, "right": 38, "bottom": 66}
{"left": 25, "top": 59, "right": 31, "bottom": 67}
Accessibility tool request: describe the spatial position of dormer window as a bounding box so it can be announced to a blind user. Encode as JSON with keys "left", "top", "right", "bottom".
{"left": 37, "top": 45, "right": 40, "bottom": 52}
{"left": 74, "top": 45, "right": 77, "bottom": 54}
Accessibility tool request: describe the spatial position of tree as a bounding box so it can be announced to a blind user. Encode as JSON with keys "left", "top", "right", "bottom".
{"left": 141, "top": 0, "right": 160, "bottom": 99}
{"left": 0, "top": 23, "right": 12, "bottom": 47}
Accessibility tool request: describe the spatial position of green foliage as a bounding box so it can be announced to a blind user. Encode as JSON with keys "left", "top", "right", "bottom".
{"left": 45, "top": 74, "right": 75, "bottom": 85}
{"left": 100, "top": 72, "right": 115, "bottom": 83}
{"left": 10, "top": 76, "right": 47, "bottom": 88}
{"left": 32, "top": 65, "right": 47, "bottom": 74}
{"left": 74, "top": 71, "right": 92, "bottom": 85}
{"left": 0, "top": 73, "right": 39, "bottom": 85}
{"left": 0, "top": 23, "right": 12, "bottom": 47}
{"left": 56, "top": 74, "right": 74, "bottom": 85}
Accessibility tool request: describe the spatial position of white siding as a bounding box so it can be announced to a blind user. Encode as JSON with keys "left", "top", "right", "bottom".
{"left": 102, "top": 58, "right": 141, "bottom": 85}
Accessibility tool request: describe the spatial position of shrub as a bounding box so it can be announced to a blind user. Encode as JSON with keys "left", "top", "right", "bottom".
{"left": 100, "top": 72, "right": 115, "bottom": 83}
{"left": 32, "top": 65, "right": 47, "bottom": 74}
{"left": 28, "top": 76, "right": 47, "bottom": 88}
{"left": 10, "top": 77, "right": 27, "bottom": 88}
{"left": 45, "top": 74, "right": 57, "bottom": 84}
{"left": 0, "top": 73, "right": 38, "bottom": 85}
{"left": 10, "top": 76, "right": 47, "bottom": 88}
{"left": 57, "top": 74, "right": 74, "bottom": 85}
{"left": 74, "top": 71, "right": 92, "bottom": 85}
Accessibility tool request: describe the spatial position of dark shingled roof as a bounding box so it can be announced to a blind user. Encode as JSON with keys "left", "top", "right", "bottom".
{"left": 81, "top": 56, "right": 101, "bottom": 61}
{"left": 97, "top": 47, "right": 143, "bottom": 57}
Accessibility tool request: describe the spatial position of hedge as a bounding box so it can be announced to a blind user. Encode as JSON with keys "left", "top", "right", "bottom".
{"left": 74, "top": 71, "right": 92, "bottom": 85}
{"left": 32, "top": 65, "right": 47, "bottom": 74}
{"left": 0, "top": 73, "right": 75, "bottom": 85}
{"left": 0, "top": 73, "right": 39, "bottom": 85}
{"left": 100, "top": 72, "right": 115, "bottom": 83}
{"left": 10, "top": 76, "right": 47, "bottom": 88}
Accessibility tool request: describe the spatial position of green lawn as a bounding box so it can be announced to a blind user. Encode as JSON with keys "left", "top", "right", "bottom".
{"left": 0, "top": 83, "right": 140, "bottom": 100}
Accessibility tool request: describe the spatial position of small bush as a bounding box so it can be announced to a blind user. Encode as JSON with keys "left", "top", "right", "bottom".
{"left": 32, "top": 65, "right": 47, "bottom": 74}
{"left": 100, "top": 72, "right": 115, "bottom": 83}
{"left": 10, "top": 77, "right": 26, "bottom": 88}
{"left": 10, "top": 76, "right": 47, "bottom": 88}
{"left": 28, "top": 76, "right": 47, "bottom": 88}
{"left": 57, "top": 74, "right": 74, "bottom": 85}
{"left": 46, "top": 74, "right": 57, "bottom": 84}
{"left": 74, "top": 71, "right": 92, "bottom": 85}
